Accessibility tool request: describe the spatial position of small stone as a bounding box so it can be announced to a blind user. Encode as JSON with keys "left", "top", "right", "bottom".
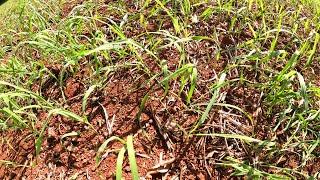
{"left": 48, "top": 127, "right": 57, "bottom": 137}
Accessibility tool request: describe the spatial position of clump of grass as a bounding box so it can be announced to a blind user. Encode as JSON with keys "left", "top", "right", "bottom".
{"left": 0, "top": 0, "right": 320, "bottom": 179}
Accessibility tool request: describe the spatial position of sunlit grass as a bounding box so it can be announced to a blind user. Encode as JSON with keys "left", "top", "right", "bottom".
{"left": 0, "top": 0, "right": 319, "bottom": 179}
{"left": 0, "top": 0, "right": 16, "bottom": 17}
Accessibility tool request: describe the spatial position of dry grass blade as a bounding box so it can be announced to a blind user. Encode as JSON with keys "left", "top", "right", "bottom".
{"left": 297, "top": 72, "right": 308, "bottom": 109}
{"left": 61, "top": 131, "right": 79, "bottom": 140}
{"left": 212, "top": 103, "right": 254, "bottom": 129}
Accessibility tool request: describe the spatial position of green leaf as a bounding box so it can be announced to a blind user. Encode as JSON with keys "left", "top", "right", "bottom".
{"left": 48, "top": 109, "right": 88, "bottom": 124}
{"left": 82, "top": 85, "right": 97, "bottom": 113}
{"left": 186, "top": 67, "right": 197, "bottom": 104}
{"left": 161, "top": 60, "right": 169, "bottom": 96}
{"left": 96, "top": 136, "right": 126, "bottom": 164}
{"left": 190, "top": 73, "right": 226, "bottom": 133}
{"left": 2, "top": 107, "right": 27, "bottom": 128}
{"left": 195, "top": 133, "right": 261, "bottom": 143}
{"left": 116, "top": 147, "right": 126, "bottom": 180}
{"left": 36, "top": 119, "right": 49, "bottom": 156}
{"left": 127, "top": 135, "right": 139, "bottom": 180}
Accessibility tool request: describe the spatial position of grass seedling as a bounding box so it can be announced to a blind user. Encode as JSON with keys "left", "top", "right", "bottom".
{"left": 154, "top": 0, "right": 181, "bottom": 34}
{"left": 190, "top": 73, "right": 226, "bottom": 133}
{"left": 219, "top": 158, "right": 290, "bottom": 179}
{"left": 160, "top": 63, "right": 197, "bottom": 104}
{"left": 82, "top": 84, "right": 98, "bottom": 113}
{"left": 306, "top": 32, "right": 320, "bottom": 66}
{"left": 96, "top": 135, "right": 139, "bottom": 180}
{"left": 1, "top": 0, "right": 320, "bottom": 178}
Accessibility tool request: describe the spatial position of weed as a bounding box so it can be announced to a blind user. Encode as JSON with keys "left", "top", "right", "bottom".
{"left": 0, "top": 0, "right": 320, "bottom": 179}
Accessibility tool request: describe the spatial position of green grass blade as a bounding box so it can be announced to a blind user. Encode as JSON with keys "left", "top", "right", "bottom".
{"left": 161, "top": 60, "right": 169, "bottom": 96}
{"left": 77, "top": 41, "right": 125, "bottom": 57}
{"left": 0, "top": 81, "right": 50, "bottom": 105}
{"left": 108, "top": 23, "right": 126, "bottom": 40}
{"left": 154, "top": 0, "right": 180, "bottom": 33}
{"left": 36, "top": 119, "right": 49, "bottom": 156}
{"left": 306, "top": 32, "right": 320, "bottom": 66}
{"left": 194, "top": 133, "right": 261, "bottom": 143}
{"left": 181, "top": 0, "right": 191, "bottom": 15}
{"left": 96, "top": 136, "right": 126, "bottom": 164}
{"left": 136, "top": 92, "right": 149, "bottom": 122}
{"left": 190, "top": 73, "right": 226, "bottom": 133}
{"left": 160, "top": 64, "right": 194, "bottom": 85}
{"left": 269, "top": 12, "right": 283, "bottom": 53}
{"left": 126, "top": 135, "right": 139, "bottom": 180}
{"left": 179, "top": 73, "right": 188, "bottom": 96}
{"left": 2, "top": 107, "right": 27, "bottom": 128}
{"left": 82, "top": 85, "right": 97, "bottom": 113}
{"left": 48, "top": 108, "right": 88, "bottom": 124}
{"left": 116, "top": 147, "right": 126, "bottom": 180}
{"left": 186, "top": 67, "right": 197, "bottom": 104}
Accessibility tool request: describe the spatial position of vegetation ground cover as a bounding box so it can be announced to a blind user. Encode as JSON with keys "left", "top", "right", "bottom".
{"left": 0, "top": 0, "right": 320, "bottom": 179}
{"left": 0, "top": 0, "right": 17, "bottom": 18}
